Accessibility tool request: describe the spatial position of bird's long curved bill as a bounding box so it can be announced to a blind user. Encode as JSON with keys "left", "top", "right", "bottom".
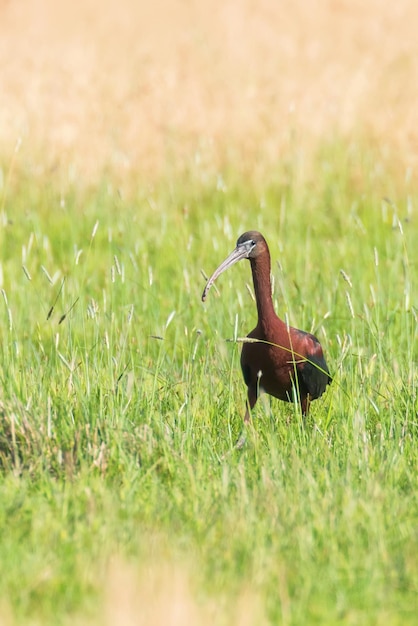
{"left": 202, "top": 246, "right": 248, "bottom": 301}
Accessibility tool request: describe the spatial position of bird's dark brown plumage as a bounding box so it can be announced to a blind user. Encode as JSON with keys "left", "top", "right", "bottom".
{"left": 202, "top": 230, "right": 331, "bottom": 421}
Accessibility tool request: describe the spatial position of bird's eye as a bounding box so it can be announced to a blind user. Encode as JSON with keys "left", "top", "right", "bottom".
{"left": 237, "top": 238, "right": 257, "bottom": 251}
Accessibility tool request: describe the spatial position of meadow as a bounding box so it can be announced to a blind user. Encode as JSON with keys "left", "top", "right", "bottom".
{"left": 1, "top": 0, "right": 418, "bottom": 624}
{"left": 0, "top": 143, "right": 416, "bottom": 625}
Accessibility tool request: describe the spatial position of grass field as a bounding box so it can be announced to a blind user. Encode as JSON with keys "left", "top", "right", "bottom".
{"left": 0, "top": 145, "right": 417, "bottom": 625}
{"left": 0, "top": 1, "right": 418, "bottom": 624}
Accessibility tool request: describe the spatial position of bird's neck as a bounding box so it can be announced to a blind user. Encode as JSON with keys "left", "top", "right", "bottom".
{"left": 250, "top": 256, "right": 276, "bottom": 330}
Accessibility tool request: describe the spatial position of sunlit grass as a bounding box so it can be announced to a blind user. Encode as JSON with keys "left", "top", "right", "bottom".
{"left": 0, "top": 143, "right": 417, "bottom": 625}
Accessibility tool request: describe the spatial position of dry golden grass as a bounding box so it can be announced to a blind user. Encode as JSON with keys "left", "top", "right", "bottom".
{"left": 0, "top": 558, "right": 267, "bottom": 626}
{"left": 1, "top": 0, "right": 417, "bottom": 181}
{"left": 98, "top": 559, "right": 267, "bottom": 626}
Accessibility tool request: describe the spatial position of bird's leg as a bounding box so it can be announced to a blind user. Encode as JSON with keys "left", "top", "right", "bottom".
{"left": 301, "top": 394, "right": 311, "bottom": 418}
{"left": 244, "top": 386, "right": 258, "bottom": 423}
{"left": 235, "top": 388, "right": 258, "bottom": 449}
{"left": 243, "top": 401, "right": 252, "bottom": 424}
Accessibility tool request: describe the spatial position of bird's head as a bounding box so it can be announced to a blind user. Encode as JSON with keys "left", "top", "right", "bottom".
{"left": 202, "top": 230, "right": 269, "bottom": 301}
{"left": 236, "top": 231, "right": 268, "bottom": 259}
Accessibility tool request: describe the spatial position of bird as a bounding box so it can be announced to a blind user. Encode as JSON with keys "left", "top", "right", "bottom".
{"left": 202, "top": 231, "right": 331, "bottom": 422}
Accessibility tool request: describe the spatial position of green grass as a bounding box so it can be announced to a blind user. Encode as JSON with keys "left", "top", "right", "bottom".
{"left": 0, "top": 142, "right": 417, "bottom": 625}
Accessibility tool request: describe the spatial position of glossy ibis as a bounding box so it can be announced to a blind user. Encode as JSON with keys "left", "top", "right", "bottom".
{"left": 202, "top": 231, "right": 331, "bottom": 422}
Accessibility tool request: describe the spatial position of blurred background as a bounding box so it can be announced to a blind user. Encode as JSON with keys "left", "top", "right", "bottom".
{"left": 1, "top": 0, "right": 417, "bottom": 183}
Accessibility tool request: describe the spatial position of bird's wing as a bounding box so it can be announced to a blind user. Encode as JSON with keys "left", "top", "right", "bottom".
{"left": 295, "top": 333, "right": 331, "bottom": 399}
